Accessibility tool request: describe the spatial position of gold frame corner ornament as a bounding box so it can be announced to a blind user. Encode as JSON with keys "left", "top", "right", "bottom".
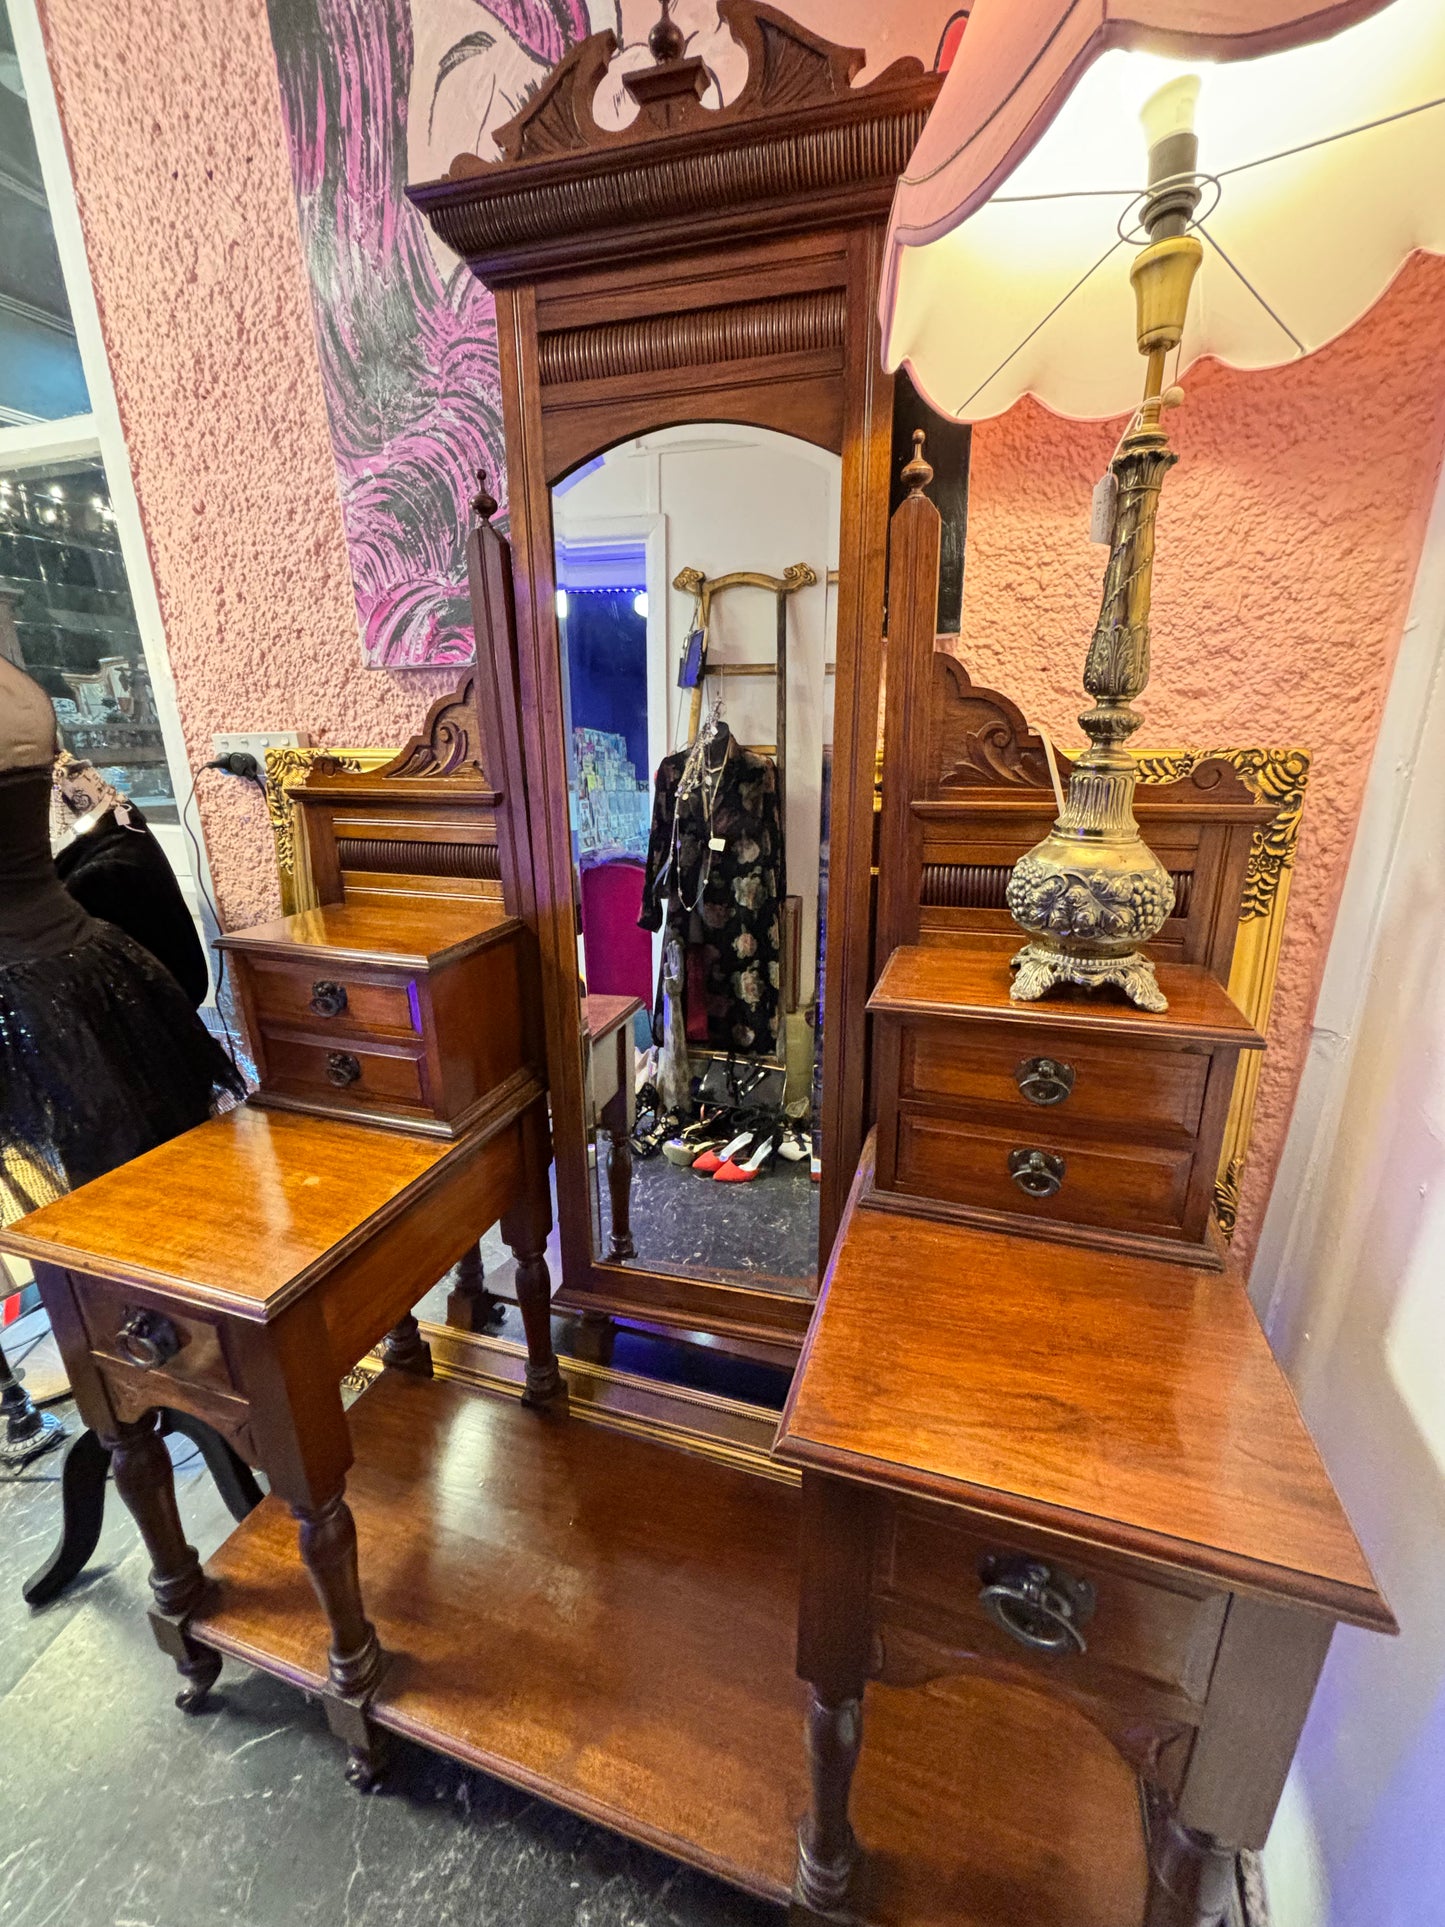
{"left": 1136, "top": 747, "right": 1311, "bottom": 1241}
{"left": 264, "top": 745, "right": 397, "bottom": 916}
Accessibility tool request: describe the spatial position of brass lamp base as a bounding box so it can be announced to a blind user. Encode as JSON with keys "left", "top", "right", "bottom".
{"left": 1010, "top": 942, "right": 1167, "bottom": 1013}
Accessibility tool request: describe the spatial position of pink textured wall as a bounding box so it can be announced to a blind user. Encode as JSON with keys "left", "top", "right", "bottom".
{"left": 35, "top": 0, "right": 1445, "bottom": 1254}
{"left": 37, "top": 0, "right": 450, "bottom": 931}
{"left": 953, "top": 250, "right": 1445, "bottom": 1253}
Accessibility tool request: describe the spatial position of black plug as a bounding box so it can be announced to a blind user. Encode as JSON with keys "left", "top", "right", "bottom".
{"left": 204, "top": 751, "right": 266, "bottom": 795}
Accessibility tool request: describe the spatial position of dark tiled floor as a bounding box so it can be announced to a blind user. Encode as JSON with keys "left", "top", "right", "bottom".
{"left": 597, "top": 1138, "right": 819, "bottom": 1291}
{"left": 0, "top": 1310, "right": 784, "bottom": 1927}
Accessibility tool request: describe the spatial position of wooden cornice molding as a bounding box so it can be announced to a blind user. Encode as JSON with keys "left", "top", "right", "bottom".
{"left": 406, "top": 0, "right": 941, "bottom": 282}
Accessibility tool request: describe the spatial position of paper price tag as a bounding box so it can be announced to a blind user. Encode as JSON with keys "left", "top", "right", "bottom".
{"left": 708, "top": 835, "right": 726, "bottom": 852}
{"left": 1090, "top": 471, "right": 1117, "bottom": 545}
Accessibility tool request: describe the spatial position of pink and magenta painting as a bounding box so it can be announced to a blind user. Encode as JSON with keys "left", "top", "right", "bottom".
{"left": 265, "top": 0, "right": 595, "bottom": 669}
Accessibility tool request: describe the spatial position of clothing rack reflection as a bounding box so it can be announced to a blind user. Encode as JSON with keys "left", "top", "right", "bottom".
{"left": 672, "top": 560, "right": 816, "bottom": 821}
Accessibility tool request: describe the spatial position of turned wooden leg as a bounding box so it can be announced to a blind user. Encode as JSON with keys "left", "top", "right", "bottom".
{"left": 1144, "top": 1795, "right": 1237, "bottom": 1927}
{"left": 605, "top": 1127, "right": 636, "bottom": 1262}
{"left": 510, "top": 1243, "right": 566, "bottom": 1409}
{"left": 380, "top": 1311, "right": 433, "bottom": 1378}
{"left": 797, "top": 1689, "right": 863, "bottom": 1913}
{"left": 107, "top": 1410, "right": 221, "bottom": 1712}
{"left": 501, "top": 1097, "right": 566, "bottom": 1412}
{"left": 794, "top": 1472, "right": 877, "bottom": 1917}
{"left": 293, "top": 1488, "right": 383, "bottom": 1702}
{"left": 445, "top": 1241, "right": 504, "bottom": 1333}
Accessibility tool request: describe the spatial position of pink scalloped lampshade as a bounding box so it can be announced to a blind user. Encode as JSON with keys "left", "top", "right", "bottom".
{"left": 882, "top": 0, "right": 1445, "bottom": 420}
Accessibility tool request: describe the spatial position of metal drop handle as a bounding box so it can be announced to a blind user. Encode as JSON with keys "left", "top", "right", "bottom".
{"left": 1016, "top": 1056, "right": 1075, "bottom": 1106}
{"left": 1009, "top": 1147, "right": 1065, "bottom": 1198}
{"left": 326, "top": 1051, "right": 362, "bottom": 1088}
{"left": 310, "top": 979, "right": 348, "bottom": 1018}
{"left": 117, "top": 1309, "right": 182, "bottom": 1371}
{"left": 978, "top": 1555, "right": 1095, "bottom": 1656}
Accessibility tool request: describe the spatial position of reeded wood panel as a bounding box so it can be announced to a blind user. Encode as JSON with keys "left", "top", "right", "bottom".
{"left": 538, "top": 289, "right": 846, "bottom": 386}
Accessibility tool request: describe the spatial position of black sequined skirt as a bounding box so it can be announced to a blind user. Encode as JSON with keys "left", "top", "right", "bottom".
{"left": 0, "top": 923, "right": 244, "bottom": 1220}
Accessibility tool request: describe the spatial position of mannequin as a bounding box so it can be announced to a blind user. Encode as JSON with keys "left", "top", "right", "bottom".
{"left": 51, "top": 751, "right": 210, "bottom": 1007}
{"left": 0, "top": 661, "right": 252, "bottom": 1564}
{"left": 0, "top": 661, "right": 241, "bottom": 1217}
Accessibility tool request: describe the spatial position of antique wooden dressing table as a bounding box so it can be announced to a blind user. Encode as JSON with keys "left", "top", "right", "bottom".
{"left": 2, "top": 9, "right": 1392, "bottom": 1926}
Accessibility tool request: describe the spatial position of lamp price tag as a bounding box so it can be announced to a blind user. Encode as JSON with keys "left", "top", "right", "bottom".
{"left": 1090, "top": 471, "right": 1117, "bottom": 545}
{"left": 708, "top": 835, "right": 726, "bottom": 852}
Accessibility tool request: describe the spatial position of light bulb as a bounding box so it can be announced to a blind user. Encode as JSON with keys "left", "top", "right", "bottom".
{"left": 555, "top": 588, "right": 569, "bottom": 617}
{"left": 633, "top": 591, "right": 648, "bottom": 617}
{"left": 1140, "top": 73, "right": 1201, "bottom": 152}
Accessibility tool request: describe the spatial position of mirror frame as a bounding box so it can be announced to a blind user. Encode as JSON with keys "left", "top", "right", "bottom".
{"left": 410, "top": 2, "right": 941, "bottom": 1349}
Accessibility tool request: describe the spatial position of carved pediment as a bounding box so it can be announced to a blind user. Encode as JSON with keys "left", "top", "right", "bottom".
{"left": 450, "top": 1, "right": 924, "bottom": 174}
{"left": 378, "top": 673, "right": 488, "bottom": 782}
{"left": 409, "top": 1, "right": 940, "bottom": 278}
{"left": 928, "top": 655, "right": 1057, "bottom": 793}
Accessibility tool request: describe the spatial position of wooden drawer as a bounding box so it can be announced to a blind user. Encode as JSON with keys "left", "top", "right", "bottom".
{"left": 79, "top": 1280, "right": 239, "bottom": 1399}
{"left": 902, "top": 1019, "right": 1209, "bottom": 1141}
{"left": 260, "top": 1031, "right": 430, "bottom": 1116}
{"left": 221, "top": 903, "right": 537, "bottom": 1136}
{"left": 894, "top": 1109, "right": 1197, "bottom": 1237}
{"left": 247, "top": 958, "right": 419, "bottom": 1039}
{"left": 878, "top": 1501, "right": 1227, "bottom": 1708}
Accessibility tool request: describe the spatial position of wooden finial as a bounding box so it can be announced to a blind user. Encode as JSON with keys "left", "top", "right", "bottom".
{"left": 472, "top": 469, "right": 498, "bottom": 521}
{"left": 901, "top": 427, "right": 933, "bottom": 494}
{"left": 648, "top": 0, "right": 685, "bottom": 62}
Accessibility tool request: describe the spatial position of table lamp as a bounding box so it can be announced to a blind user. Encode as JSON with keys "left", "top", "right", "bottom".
{"left": 880, "top": 0, "right": 1444, "bottom": 1009}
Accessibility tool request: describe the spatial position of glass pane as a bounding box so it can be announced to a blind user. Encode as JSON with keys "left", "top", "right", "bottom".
{"left": 0, "top": 10, "right": 90, "bottom": 421}
{"left": 0, "top": 456, "right": 176, "bottom": 820}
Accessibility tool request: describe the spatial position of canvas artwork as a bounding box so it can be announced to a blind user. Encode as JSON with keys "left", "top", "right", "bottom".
{"left": 265, "top": 0, "right": 598, "bottom": 669}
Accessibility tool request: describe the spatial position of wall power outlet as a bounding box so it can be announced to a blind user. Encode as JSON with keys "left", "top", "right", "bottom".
{"left": 211, "top": 730, "right": 312, "bottom": 766}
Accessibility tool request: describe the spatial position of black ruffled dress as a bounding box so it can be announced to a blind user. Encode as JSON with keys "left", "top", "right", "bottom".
{"left": 0, "top": 765, "right": 243, "bottom": 1216}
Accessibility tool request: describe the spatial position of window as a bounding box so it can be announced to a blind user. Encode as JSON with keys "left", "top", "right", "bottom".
{"left": 0, "top": 0, "right": 199, "bottom": 864}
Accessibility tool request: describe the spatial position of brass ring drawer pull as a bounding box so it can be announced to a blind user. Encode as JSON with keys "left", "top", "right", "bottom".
{"left": 978, "top": 1555, "right": 1095, "bottom": 1656}
{"left": 326, "top": 1051, "right": 363, "bottom": 1088}
{"left": 117, "top": 1309, "right": 182, "bottom": 1371}
{"left": 1015, "top": 1056, "right": 1074, "bottom": 1106}
{"left": 310, "top": 979, "right": 349, "bottom": 1018}
{"left": 1009, "top": 1147, "right": 1065, "bottom": 1198}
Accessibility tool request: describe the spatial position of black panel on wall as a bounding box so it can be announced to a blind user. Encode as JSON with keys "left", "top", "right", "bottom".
{"left": 888, "top": 369, "right": 971, "bottom": 637}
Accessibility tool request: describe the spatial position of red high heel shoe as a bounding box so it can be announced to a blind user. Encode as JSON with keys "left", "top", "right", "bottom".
{"left": 714, "top": 1129, "right": 780, "bottom": 1183}
{"left": 692, "top": 1129, "right": 753, "bottom": 1175}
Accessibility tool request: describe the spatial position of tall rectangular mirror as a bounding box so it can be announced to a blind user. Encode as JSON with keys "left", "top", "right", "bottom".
{"left": 552, "top": 425, "right": 840, "bottom": 1300}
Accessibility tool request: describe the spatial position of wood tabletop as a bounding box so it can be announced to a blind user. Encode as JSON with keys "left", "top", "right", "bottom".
{"left": 869, "top": 945, "right": 1263, "bottom": 1048}
{"left": 0, "top": 1102, "right": 513, "bottom": 1322}
{"left": 586, "top": 992, "right": 644, "bottom": 1042}
{"left": 775, "top": 1148, "right": 1391, "bottom": 1631}
{"left": 216, "top": 898, "right": 514, "bottom": 968}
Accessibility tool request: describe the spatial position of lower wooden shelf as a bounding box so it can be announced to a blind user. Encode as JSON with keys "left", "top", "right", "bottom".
{"left": 191, "top": 1371, "right": 1147, "bottom": 1925}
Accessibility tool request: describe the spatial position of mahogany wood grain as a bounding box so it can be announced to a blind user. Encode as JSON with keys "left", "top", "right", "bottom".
{"left": 879, "top": 1503, "right": 1229, "bottom": 1713}
{"left": 192, "top": 1370, "right": 1146, "bottom": 1926}
{"left": 869, "top": 945, "right": 1262, "bottom": 1260}
{"left": 869, "top": 946, "right": 1262, "bottom": 1046}
{"left": 776, "top": 1151, "right": 1392, "bottom": 1633}
{"left": 224, "top": 906, "right": 533, "bottom": 1138}
{"left": 0, "top": 1101, "right": 534, "bottom": 1324}
{"left": 219, "top": 898, "right": 511, "bottom": 967}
